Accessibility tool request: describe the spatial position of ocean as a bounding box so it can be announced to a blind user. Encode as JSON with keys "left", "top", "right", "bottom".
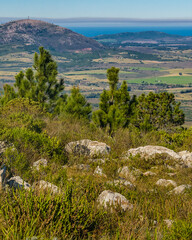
{"left": 57, "top": 25, "right": 192, "bottom": 37}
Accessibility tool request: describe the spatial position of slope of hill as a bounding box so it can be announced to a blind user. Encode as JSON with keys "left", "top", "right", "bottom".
{"left": 93, "top": 31, "right": 192, "bottom": 45}
{"left": 0, "top": 19, "right": 104, "bottom": 53}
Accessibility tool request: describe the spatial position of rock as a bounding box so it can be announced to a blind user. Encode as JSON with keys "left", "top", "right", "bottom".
{"left": 143, "top": 171, "right": 157, "bottom": 176}
{"left": 178, "top": 151, "right": 192, "bottom": 168}
{"left": 74, "top": 164, "right": 91, "bottom": 171}
{"left": 118, "top": 166, "right": 142, "bottom": 182}
{"left": 7, "top": 176, "right": 31, "bottom": 190}
{"left": 97, "top": 190, "right": 133, "bottom": 211}
{"left": 167, "top": 173, "right": 176, "bottom": 177}
{"left": 94, "top": 166, "right": 107, "bottom": 178}
{"left": 0, "top": 166, "right": 6, "bottom": 190}
{"left": 107, "top": 179, "right": 135, "bottom": 190}
{"left": 156, "top": 179, "right": 177, "bottom": 188}
{"left": 34, "top": 180, "right": 60, "bottom": 194}
{"left": 164, "top": 219, "right": 174, "bottom": 228}
{"left": 33, "top": 159, "right": 47, "bottom": 170}
{"left": 65, "top": 139, "right": 111, "bottom": 157}
{"left": 125, "top": 145, "right": 181, "bottom": 160}
{"left": 169, "top": 184, "right": 192, "bottom": 194}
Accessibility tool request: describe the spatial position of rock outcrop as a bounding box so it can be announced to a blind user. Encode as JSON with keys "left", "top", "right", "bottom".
{"left": 34, "top": 180, "right": 60, "bottom": 194}
{"left": 65, "top": 139, "right": 111, "bottom": 157}
{"left": 0, "top": 141, "right": 14, "bottom": 156}
{"left": 125, "top": 145, "right": 180, "bottom": 160}
{"left": 118, "top": 166, "right": 143, "bottom": 182}
{"left": 156, "top": 179, "right": 177, "bottom": 188}
{"left": 169, "top": 184, "right": 192, "bottom": 194}
{"left": 7, "top": 176, "right": 31, "bottom": 190}
{"left": 97, "top": 190, "right": 133, "bottom": 211}
{"left": 33, "top": 159, "right": 48, "bottom": 171}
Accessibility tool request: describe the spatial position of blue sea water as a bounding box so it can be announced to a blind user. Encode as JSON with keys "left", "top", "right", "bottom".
{"left": 58, "top": 25, "right": 192, "bottom": 37}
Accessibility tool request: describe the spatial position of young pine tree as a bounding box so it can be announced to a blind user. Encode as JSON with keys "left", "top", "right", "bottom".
{"left": 0, "top": 47, "right": 65, "bottom": 112}
{"left": 63, "top": 86, "right": 92, "bottom": 120}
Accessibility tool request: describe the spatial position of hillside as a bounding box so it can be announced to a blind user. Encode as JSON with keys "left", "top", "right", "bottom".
{"left": 0, "top": 19, "right": 104, "bottom": 53}
{"left": 93, "top": 31, "right": 192, "bottom": 45}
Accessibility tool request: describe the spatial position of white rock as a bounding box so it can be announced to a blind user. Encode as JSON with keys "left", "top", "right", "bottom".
{"left": 94, "top": 166, "right": 107, "bottom": 178}
{"left": 7, "top": 176, "right": 31, "bottom": 190}
{"left": 178, "top": 151, "right": 192, "bottom": 168}
{"left": 35, "top": 180, "right": 60, "bottom": 194}
{"left": 143, "top": 171, "right": 157, "bottom": 176}
{"left": 164, "top": 219, "right": 174, "bottom": 228}
{"left": 125, "top": 145, "right": 181, "bottom": 160}
{"left": 107, "top": 179, "right": 135, "bottom": 190}
{"left": 74, "top": 164, "right": 91, "bottom": 171}
{"left": 118, "top": 166, "right": 142, "bottom": 182}
{"left": 97, "top": 190, "right": 133, "bottom": 211}
{"left": 33, "top": 159, "right": 47, "bottom": 170}
{"left": 65, "top": 139, "right": 111, "bottom": 157}
{"left": 156, "top": 179, "right": 177, "bottom": 187}
{"left": 0, "top": 166, "right": 6, "bottom": 190}
{"left": 169, "top": 184, "right": 192, "bottom": 194}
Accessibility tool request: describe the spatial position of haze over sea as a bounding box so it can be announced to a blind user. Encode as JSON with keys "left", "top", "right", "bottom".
{"left": 58, "top": 25, "right": 192, "bottom": 37}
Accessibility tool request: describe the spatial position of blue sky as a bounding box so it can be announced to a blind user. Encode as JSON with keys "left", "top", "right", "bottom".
{"left": 0, "top": 0, "right": 192, "bottom": 19}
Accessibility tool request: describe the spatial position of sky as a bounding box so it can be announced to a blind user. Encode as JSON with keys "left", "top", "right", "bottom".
{"left": 0, "top": 0, "right": 192, "bottom": 20}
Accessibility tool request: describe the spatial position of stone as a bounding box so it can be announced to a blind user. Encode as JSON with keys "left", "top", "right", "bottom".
{"left": 65, "top": 139, "right": 111, "bottom": 157}
{"left": 118, "top": 166, "right": 142, "bottom": 182}
{"left": 107, "top": 179, "right": 135, "bottom": 190}
{"left": 156, "top": 179, "right": 177, "bottom": 188}
{"left": 143, "top": 171, "right": 157, "bottom": 176}
{"left": 74, "top": 164, "right": 91, "bottom": 171}
{"left": 0, "top": 166, "right": 6, "bottom": 190}
{"left": 164, "top": 219, "right": 174, "bottom": 228}
{"left": 33, "top": 159, "right": 48, "bottom": 170}
{"left": 167, "top": 173, "right": 176, "bottom": 177}
{"left": 34, "top": 180, "right": 60, "bottom": 194}
{"left": 125, "top": 145, "right": 181, "bottom": 160}
{"left": 97, "top": 190, "right": 133, "bottom": 211}
{"left": 94, "top": 166, "right": 107, "bottom": 178}
{"left": 169, "top": 184, "right": 192, "bottom": 194}
{"left": 7, "top": 176, "right": 31, "bottom": 190}
{"left": 178, "top": 151, "right": 192, "bottom": 168}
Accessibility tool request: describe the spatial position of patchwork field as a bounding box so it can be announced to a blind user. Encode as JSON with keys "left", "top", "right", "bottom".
{"left": 0, "top": 47, "right": 192, "bottom": 125}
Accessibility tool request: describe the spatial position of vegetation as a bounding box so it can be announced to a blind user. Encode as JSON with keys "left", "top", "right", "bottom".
{"left": 0, "top": 48, "right": 191, "bottom": 239}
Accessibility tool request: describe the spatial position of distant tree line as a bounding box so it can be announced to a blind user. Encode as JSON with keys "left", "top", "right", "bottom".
{"left": 0, "top": 47, "right": 185, "bottom": 134}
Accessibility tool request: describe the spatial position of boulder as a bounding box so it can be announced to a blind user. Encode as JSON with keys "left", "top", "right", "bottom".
{"left": 125, "top": 145, "right": 181, "bottom": 160}
{"left": 107, "top": 179, "right": 135, "bottom": 190}
{"left": 169, "top": 184, "right": 192, "bottom": 194}
{"left": 97, "top": 190, "right": 133, "bottom": 211}
{"left": 94, "top": 166, "right": 107, "bottom": 178}
{"left": 156, "top": 179, "right": 177, "bottom": 188}
{"left": 7, "top": 176, "right": 31, "bottom": 190}
{"left": 65, "top": 139, "right": 111, "bottom": 157}
{"left": 0, "top": 166, "right": 6, "bottom": 190}
{"left": 178, "top": 151, "right": 192, "bottom": 168}
{"left": 34, "top": 180, "right": 60, "bottom": 194}
{"left": 118, "top": 166, "right": 142, "bottom": 182}
{"left": 33, "top": 159, "right": 48, "bottom": 171}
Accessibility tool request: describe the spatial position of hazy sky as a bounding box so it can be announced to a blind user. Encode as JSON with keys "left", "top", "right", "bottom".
{"left": 0, "top": 0, "right": 192, "bottom": 19}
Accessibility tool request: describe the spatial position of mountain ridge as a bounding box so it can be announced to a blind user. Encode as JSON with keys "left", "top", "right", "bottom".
{"left": 0, "top": 19, "right": 104, "bottom": 53}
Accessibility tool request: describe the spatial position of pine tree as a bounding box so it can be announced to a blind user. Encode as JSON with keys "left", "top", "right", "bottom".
{"left": 63, "top": 86, "right": 92, "bottom": 120}
{"left": 1, "top": 47, "right": 65, "bottom": 112}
